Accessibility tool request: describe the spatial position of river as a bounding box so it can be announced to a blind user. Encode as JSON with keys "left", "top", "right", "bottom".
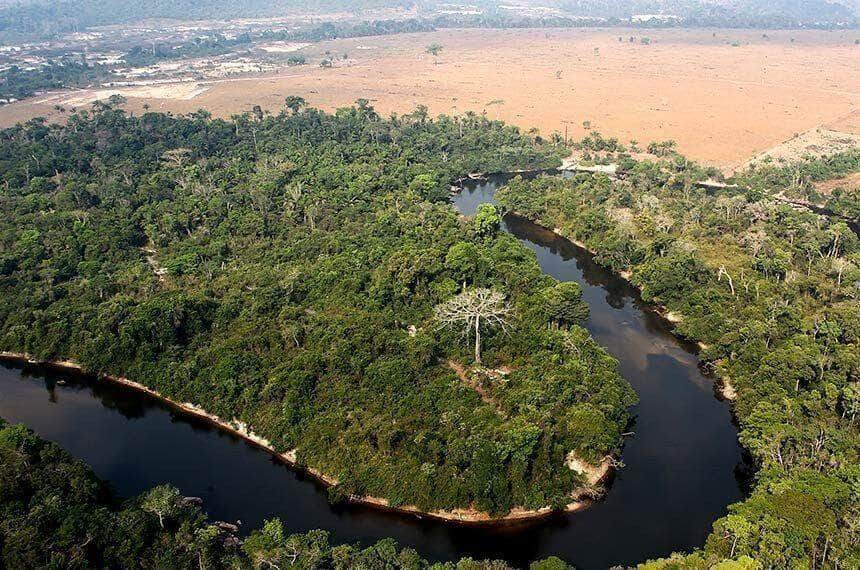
{"left": 0, "top": 175, "right": 745, "bottom": 568}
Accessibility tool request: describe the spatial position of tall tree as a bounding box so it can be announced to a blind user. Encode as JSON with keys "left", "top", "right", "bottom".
{"left": 141, "top": 485, "right": 183, "bottom": 529}
{"left": 435, "top": 288, "right": 510, "bottom": 363}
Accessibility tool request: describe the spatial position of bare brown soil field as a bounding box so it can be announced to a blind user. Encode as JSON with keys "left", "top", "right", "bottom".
{"left": 815, "top": 171, "right": 860, "bottom": 196}
{"left": 1, "top": 28, "right": 858, "bottom": 168}
{"left": 743, "top": 127, "right": 860, "bottom": 169}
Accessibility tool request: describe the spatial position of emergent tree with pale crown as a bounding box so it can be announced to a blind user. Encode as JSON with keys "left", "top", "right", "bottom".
{"left": 435, "top": 288, "right": 511, "bottom": 364}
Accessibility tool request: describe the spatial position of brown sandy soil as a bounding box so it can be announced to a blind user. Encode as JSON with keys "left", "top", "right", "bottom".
{"left": 35, "top": 83, "right": 212, "bottom": 107}
{"left": 743, "top": 126, "right": 860, "bottom": 170}
{"left": 1, "top": 28, "right": 858, "bottom": 168}
{"left": 824, "top": 108, "right": 860, "bottom": 133}
{"left": 815, "top": 170, "right": 860, "bottom": 196}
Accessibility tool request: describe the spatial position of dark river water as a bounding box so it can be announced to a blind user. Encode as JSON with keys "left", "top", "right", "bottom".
{"left": 0, "top": 176, "right": 744, "bottom": 569}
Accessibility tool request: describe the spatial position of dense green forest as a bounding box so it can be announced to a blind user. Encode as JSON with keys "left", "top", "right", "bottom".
{"left": 732, "top": 152, "right": 860, "bottom": 222}
{"left": 1, "top": 98, "right": 857, "bottom": 567}
{"left": 0, "top": 101, "right": 636, "bottom": 516}
{"left": 0, "top": 419, "right": 578, "bottom": 569}
{"left": 495, "top": 145, "right": 860, "bottom": 568}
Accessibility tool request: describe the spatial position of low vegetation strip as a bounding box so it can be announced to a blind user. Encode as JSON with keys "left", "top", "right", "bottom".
{"left": 0, "top": 101, "right": 635, "bottom": 518}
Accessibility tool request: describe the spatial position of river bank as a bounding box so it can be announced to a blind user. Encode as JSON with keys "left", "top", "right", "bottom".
{"left": 489, "top": 164, "right": 745, "bottom": 404}
{"left": 0, "top": 350, "right": 608, "bottom": 525}
{"left": 515, "top": 216, "right": 738, "bottom": 404}
{"left": 517, "top": 193, "right": 738, "bottom": 404}
{"left": 451, "top": 174, "right": 740, "bottom": 405}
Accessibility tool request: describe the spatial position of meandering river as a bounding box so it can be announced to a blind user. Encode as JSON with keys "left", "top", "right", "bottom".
{"left": 0, "top": 176, "right": 744, "bottom": 568}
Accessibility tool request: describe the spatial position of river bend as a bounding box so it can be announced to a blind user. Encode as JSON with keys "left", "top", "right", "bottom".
{"left": 0, "top": 176, "right": 744, "bottom": 568}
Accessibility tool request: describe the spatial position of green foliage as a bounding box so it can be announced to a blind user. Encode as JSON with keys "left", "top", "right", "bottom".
{"left": 639, "top": 552, "right": 760, "bottom": 569}
{"left": 496, "top": 146, "right": 860, "bottom": 568}
{"left": 0, "top": 420, "right": 207, "bottom": 568}
{"left": 122, "top": 33, "right": 253, "bottom": 67}
{"left": 735, "top": 149, "right": 860, "bottom": 200}
{"left": 474, "top": 203, "right": 502, "bottom": 238}
{"left": 141, "top": 485, "right": 184, "bottom": 528}
{"left": 0, "top": 101, "right": 634, "bottom": 516}
{"left": 0, "top": 421, "right": 559, "bottom": 569}
{"left": 539, "top": 282, "right": 589, "bottom": 329}
{"left": 426, "top": 42, "right": 443, "bottom": 62}
{"left": 530, "top": 556, "right": 572, "bottom": 570}
{"left": 635, "top": 249, "right": 710, "bottom": 304}
{"left": 0, "top": 61, "right": 114, "bottom": 100}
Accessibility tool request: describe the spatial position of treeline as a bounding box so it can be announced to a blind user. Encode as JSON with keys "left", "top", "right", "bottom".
{"left": 733, "top": 150, "right": 860, "bottom": 221}
{"left": 2, "top": 0, "right": 856, "bottom": 38}
{"left": 0, "top": 420, "right": 575, "bottom": 569}
{"left": 274, "top": 18, "right": 435, "bottom": 42}
{"left": 121, "top": 20, "right": 436, "bottom": 68}
{"left": 495, "top": 147, "right": 860, "bottom": 568}
{"left": 0, "top": 101, "right": 635, "bottom": 516}
{"left": 122, "top": 33, "right": 256, "bottom": 68}
{"left": 552, "top": 0, "right": 858, "bottom": 28}
{"left": 0, "top": 60, "right": 114, "bottom": 101}
{"left": 0, "top": 0, "right": 419, "bottom": 36}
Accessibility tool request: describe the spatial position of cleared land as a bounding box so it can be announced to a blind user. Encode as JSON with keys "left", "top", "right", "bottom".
{"left": 1, "top": 28, "right": 858, "bottom": 168}
{"left": 743, "top": 121, "right": 860, "bottom": 169}
{"left": 815, "top": 170, "right": 860, "bottom": 196}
